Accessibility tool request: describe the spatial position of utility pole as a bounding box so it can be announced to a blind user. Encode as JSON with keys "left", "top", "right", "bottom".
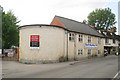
{"left": 118, "top": 1, "right": 120, "bottom": 35}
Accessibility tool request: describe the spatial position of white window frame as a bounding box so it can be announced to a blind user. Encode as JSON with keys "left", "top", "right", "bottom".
{"left": 78, "top": 34, "right": 83, "bottom": 42}
{"left": 98, "top": 38, "right": 101, "bottom": 44}
{"left": 88, "top": 49, "right": 91, "bottom": 55}
{"left": 113, "top": 39, "right": 116, "bottom": 44}
{"left": 103, "top": 32, "right": 107, "bottom": 35}
{"left": 78, "top": 49, "right": 83, "bottom": 55}
{"left": 88, "top": 36, "right": 91, "bottom": 43}
{"left": 105, "top": 38, "right": 109, "bottom": 43}
{"left": 113, "top": 47, "right": 116, "bottom": 52}
{"left": 99, "top": 30, "right": 101, "bottom": 33}
{"left": 98, "top": 50, "right": 101, "bottom": 55}
{"left": 110, "top": 33, "right": 113, "bottom": 35}
{"left": 69, "top": 33, "right": 75, "bottom": 41}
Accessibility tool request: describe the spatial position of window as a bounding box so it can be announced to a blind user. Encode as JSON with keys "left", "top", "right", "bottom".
{"left": 88, "top": 49, "right": 91, "bottom": 55}
{"left": 99, "top": 30, "right": 101, "bottom": 33}
{"left": 98, "top": 38, "right": 101, "bottom": 44}
{"left": 69, "top": 33, "right": 75, "bottom": 41}
{"left": 30, "top": 35, "right": 40, "bottom": 49}
{"left": 88, "top": 36, "right": 91, "bottom": 43}
{"left": 98, "top": 50, "right": 101, "bottom": 54}
{"left": 110, "top": 33, "right": 113, "bottom": 35}
{"left": 105, "top": 38, "right": 109, "bottom": 43}
{"left": 113, "top": 47, "right": 116, "bottom": 52}
{"left": 78, "top": 34, "right": 83, "bottom": 42}
{"left": 78, "top": 49, "right": 83, "bottom": 55}
{"left": 113, "top": 39, "right": 116, "bottom": 44}
{"left": 103, "top": 32, "right": 107, "bottom": 35}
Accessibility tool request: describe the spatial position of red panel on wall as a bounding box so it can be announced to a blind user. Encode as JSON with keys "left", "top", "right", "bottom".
{"left": 30, "top": 35, "right": 39, "bottom": 42}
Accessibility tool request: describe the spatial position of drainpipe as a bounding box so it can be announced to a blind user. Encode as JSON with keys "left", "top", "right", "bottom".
{"left": 67, "top": 31, "right": 68, "bottom": 61}
{"left": 74, "top": 33, "right": 77, "bottom": 60}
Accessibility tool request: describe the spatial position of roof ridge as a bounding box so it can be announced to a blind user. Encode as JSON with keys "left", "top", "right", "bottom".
{"left": 87, "top": 25, "right": 104, "bottom": 37}
{"left": 55, "top": 15, "right": 104, "bottom": 37}
{"left": 55, "top": 15, "right": 93, "bottom": 27}
{"left": 55, "top": 15, "right": 84, "bottom": 24}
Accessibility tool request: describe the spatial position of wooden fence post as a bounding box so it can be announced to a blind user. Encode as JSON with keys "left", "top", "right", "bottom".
{"left": 17, "top": 48, "right": 19, "bottom": 61}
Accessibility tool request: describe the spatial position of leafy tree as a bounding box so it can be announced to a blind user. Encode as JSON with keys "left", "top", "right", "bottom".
{"left": 2, "top": 9, "right": 20, "bottom": 49}
{"left": 87, "top": 8, "right": 117, "bottom": 32}
{"left": 82, "top": 19, "right": 87, "bottom": 24}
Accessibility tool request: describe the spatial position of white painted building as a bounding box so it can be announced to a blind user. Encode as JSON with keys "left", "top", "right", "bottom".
{"left": 19, "top": 16, "right": 105, "bottom": 64}
{"left": 96, "top": 28, "right": 119, "bottom": 54}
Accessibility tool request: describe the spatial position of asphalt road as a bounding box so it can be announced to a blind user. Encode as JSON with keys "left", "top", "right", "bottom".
{"left": 2, "top": 55, "right": 119, "bottom": 78}
{"left": 0, "top": 58, "right": 2, "bottom": 79}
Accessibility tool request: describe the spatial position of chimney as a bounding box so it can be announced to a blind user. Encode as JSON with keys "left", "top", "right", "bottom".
{"left": 110, "top": 26, "right": 114, "bottom": 33}
{"left": 82, "top": 20, "right": 86, "bottom": 24}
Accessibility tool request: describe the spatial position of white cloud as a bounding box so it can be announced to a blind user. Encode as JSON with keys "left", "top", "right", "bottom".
{"left": 0, "top": 0, "right": 117, "bottom": 26}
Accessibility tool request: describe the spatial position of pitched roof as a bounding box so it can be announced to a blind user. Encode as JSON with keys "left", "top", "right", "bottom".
{"left": 55, "top": 16, "right": 104, "bottom": 37}
{"left": 94, "top": 27, "right": 120, "bottom": 40}
{"left": 101, "top": 31, "right": 120, "bottom": 40}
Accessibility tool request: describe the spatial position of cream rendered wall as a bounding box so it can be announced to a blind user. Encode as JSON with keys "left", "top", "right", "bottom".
{"left": 19, "top": 25, "right": 105, "bottom": 63}
{"left": 75, "top": 33, "right": 86, "bottom": 59}
{"left": 104, "top": 39, "right": 118, "bottom": 47}
{"left": 109, "top": 39, "right": 118, "bottom": 47}
{"left": 109, "top": 39, "right": 119, "bottom": 52}
{"left": 19, "top": 26, "right": 66, "bottom": 63}
{"left": 104, "top": 38, "right": 119, "bottom": 52}
{"left": 67, "top": 32, "right": 75, "bottom": 60}
{"left": 67, "top": 32, "right": 104, "bottom": 60}
{"left": 79, "top": 34, "right": 104, "bottom": 57}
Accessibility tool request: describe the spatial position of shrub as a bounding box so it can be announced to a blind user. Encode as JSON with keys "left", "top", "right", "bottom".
{"left": 92, "top": 54, "right": 98, "bottom": 57}
{"left": 59, "top": 56, "right": 67, "bottom": 62}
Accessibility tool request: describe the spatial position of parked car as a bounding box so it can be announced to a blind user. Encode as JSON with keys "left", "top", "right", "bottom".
{"left": 115, "top": 52, "right": 120, "bottom": 56}
{"left": 7, "top": 51, "right": 14, "bottom": 57}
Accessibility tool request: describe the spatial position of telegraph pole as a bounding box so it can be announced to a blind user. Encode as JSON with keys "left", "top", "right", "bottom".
{"left": 118, "top": 1, "right": 120, "bottom": 35}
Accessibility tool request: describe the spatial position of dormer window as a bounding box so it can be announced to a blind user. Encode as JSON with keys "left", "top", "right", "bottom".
{"left": 98, "top": 38, "right": 101, "bottom": 44}
{"left": 103, "top": 32, "right": 107, "bottom": 35}
{"left": 113, "top": 39, "right": 116, "bottom": 44}
{"left": 105, "top": 38, "right": 109, "bottom": 43}
{"left": 99, "top": 30, "right": 101, "bottom": 33}
{"left": 110, "top": 33, "right": 113, "bottom": 35}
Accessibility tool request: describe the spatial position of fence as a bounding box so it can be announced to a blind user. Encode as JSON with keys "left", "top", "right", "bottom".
{"left": 2, "top": 49, "right": 18, "bottom": 61}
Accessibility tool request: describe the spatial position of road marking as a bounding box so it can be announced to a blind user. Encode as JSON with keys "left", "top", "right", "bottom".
{"left": 112, "top": 71, "right": 120, "bottom": 80}
{"left": 113, "top": 73, "right": 118, "bottom": 78}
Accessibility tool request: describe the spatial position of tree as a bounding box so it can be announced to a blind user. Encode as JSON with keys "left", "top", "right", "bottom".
{"left": 82, "top": 19, "right": 87, "bottom": 24}
{"left": 2, "top": 9, "right": 20, "bottom": 49}
{"left": 0, "top": 6, "right": 3, "bottom": 49}
{"left": 87, "top": 8, "right": 117, "bottom": 32}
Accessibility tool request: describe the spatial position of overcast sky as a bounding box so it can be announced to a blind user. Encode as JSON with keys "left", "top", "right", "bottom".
{"left": 0, "top": 0, "right": 119, "bottom": 34}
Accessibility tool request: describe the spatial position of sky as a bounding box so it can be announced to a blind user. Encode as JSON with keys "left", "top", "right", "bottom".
{"left": 0, "top": 0, "right": 119, "bottom": 34}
